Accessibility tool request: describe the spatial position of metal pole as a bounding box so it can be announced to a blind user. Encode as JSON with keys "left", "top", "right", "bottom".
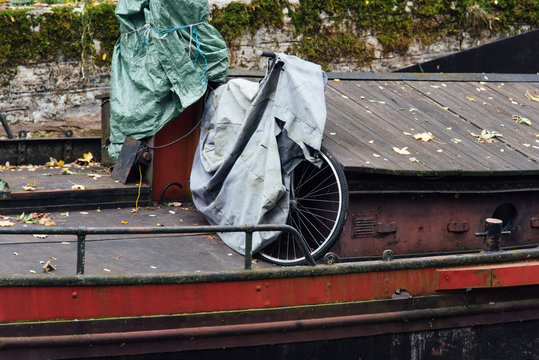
{"left": 244, "top": 231, "right": 253, "bottom": 270}
{"left": 0, "top": 113, "right": 13, "bottom": 139}
{"left": 76, "top": 227, "right": 87, "bottom": 275}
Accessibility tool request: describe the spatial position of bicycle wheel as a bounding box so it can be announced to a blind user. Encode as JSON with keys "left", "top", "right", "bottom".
{"left": 259, "top": 146, "right": 348, "bottom": 265}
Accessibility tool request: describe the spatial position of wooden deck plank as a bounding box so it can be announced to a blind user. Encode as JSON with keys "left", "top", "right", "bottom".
{"left": 332, "top": 80, "right": 491, "bottom": 172}
{"left": 326, "top": 84, "right": 433, "bottom": 173}
{"left": 325, "top": 91, "right": 411, "bottom": 171}
{"left": 405, "top": 81, "right": 538, "bottom": 171}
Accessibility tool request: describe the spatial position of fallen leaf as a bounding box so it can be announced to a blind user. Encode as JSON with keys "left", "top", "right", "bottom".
{"left": 61, "top": 169, "right": 73, "bottom": 175}
{"left": 523, "top": 144, "right": 531, "bottom": 147}
{"left": 38, "top": 217, "right": 55, "bottom": 226}
{"left": 512, "top": 115, "right": 532, "bottom": 126}
{"left": 77, "top": 152, "right": 94, "bottom": 165}
{"left": 403, "top": 132, "right": 412, "bottom": 136}
{"left": 71, "top": 184, "right": 85, "bottom": 190}
{"left": 392, "top": 146, "right": 411, "bottom": 156}
{"left": 88, "top": 174, "right": 102, "bottom": 179}
{"left": 373, "top": 153, "right": 381, "bottom": 158}
{"left": 0, "top": 220, "right": 15, "bottom": 227}
{"left": 465, "top": 96, "right": 476, "bottom": 101}
{"left": 451, "top": 138, "right": 462, "bottom": 144}
{"left": 525, "top": 90, "right": 539, "bottom": 102}
{"left": 413, "top": 132, "right": 434, "bottom": 142}
{"left": 333, "top": 79, "right": 340, "bottom": 82}
{"left": 104, "top": 268, "right": 111, "bottom": 272}
{"left": 42, "top": 259, "right": 56, "bottom": 272}
{"left": 46, "top": 157, "right": 64, "bottom": 168}
{"left": 29, "top": 270, "right": 36, "bottom": 274}
{"left": 169, "top": 210, "right": 176, "bottom": 214}
{"left": 409, "top": 157, "right": 419, "bottom": 163}
{"left": 121, "top": 220, "right": 128, "bottom": 224}
{"left": 61, "top": 241, "right": 70, "bottom": 245}
{"left": 473, "top": 130, "right": 503, "bottom": 142}
{"left": 23, "top": 184, "right": 36, "bottom": 191}
{"left": 13, "top": 252, "right": 19, "bottom": 256}
{"left": 60, "top": 212, "right": 69, "bottom": 217}
{"left": 33, "top": 234, "right": 48, "bottom": 239}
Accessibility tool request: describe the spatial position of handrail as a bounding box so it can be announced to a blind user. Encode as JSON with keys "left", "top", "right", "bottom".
{"left": 0, "top": 224, "right": 316, "bottom": 273}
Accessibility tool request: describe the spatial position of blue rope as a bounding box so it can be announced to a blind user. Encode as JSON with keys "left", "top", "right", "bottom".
{"left": 142, "top": 24, "right": 208, "bottom": 85}
{"left": 192, "top": 26, "right": 208, "bottom": 85}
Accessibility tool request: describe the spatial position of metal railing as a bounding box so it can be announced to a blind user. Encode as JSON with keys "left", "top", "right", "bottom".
{"left": 0, "top": 224, "right": 316, "bottom": 274}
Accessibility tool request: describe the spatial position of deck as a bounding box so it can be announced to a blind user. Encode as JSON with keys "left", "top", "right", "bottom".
{"left": 0, "top": 203, "right": 274, "bottom": 276}
{"left": 322, "top": 73, "right": 539, "bottom": 175}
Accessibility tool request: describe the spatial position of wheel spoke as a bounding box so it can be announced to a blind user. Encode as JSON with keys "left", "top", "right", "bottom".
{"left": 296, "top": 203, "right": 336, "bottom": 230}
{"left": 259, "top": 148, "right": 348, "bottom": 265}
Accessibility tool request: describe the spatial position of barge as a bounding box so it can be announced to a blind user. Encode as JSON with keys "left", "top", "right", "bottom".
{"left": 0, "top": 71, "right": 538, "bottom": 359}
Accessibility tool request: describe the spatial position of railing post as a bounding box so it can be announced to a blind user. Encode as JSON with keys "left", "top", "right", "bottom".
{"left": 76, "top": 227, "right": 87, "bottom": 275}
{"left": 244, "top": 230, "right": 253, "bottom": 270}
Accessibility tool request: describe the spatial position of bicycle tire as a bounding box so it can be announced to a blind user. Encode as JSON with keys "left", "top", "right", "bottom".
{"left": 258, "top": 146, "right": 348, "bottom": 265}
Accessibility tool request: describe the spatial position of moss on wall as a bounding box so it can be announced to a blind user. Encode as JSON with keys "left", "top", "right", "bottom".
{"left": 0, "top": 0, "right": 537, "bottom": 74}
{"left": 0, "top": 3, "right": 118, "bottom": 76}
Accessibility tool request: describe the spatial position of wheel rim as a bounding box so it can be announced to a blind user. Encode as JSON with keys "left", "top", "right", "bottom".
{"left": 259, "top": 150, "right": 345, "bottom": 264}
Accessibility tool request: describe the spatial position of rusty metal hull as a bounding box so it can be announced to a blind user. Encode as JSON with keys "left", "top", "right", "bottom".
{"left": 336, "top": 190, "right": 538, "bottom": 258}
{"left": 1, "top": 252, "right": 538, "bottom": 359}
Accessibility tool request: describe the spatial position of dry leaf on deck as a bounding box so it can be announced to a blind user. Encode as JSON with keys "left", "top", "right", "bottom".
{"left": 71, "top": 184, "right": 85, "bottom": 190}
{"left": 77, "top": 152, "right": 94, "bottom": 165}
{"left": 413, "top": 132, "right": 434, "bottom": 142}
{"left": 525, "top": 90, "right": 539, "bottom": 102}
{"left": 0, "top": 220, "right": 15, "bottom": 227}
{"left": 38, "top": 217, "right": 55, "bottom": 226}
{"left": 512, "top": 115, "right": 532, "bottom": 126}
{"left": 23, "top": 184, "right": 36, "bottom": 191}
{"left": 42, "top": 259, "right": 56, "bottom": 272}
{"left": 392, "top": 146, "right": 411, "bottom": 156}
{"left": 472, "top": 130, "right": 503, "bottom": 142}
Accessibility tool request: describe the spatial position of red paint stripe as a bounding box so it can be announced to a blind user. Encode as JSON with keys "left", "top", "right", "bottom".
{"left": 436, "top": 261, "right": 539, "bottom": 290}
{"left": 492, "top": 262, "right": 539, "bottom": 287}
{"left": 0, "top": 268, "right": 436, "bottom": 323}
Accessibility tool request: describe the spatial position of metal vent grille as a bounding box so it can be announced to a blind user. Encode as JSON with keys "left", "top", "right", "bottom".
{"left": 352, "top": 216, "right": 376, "bottom": 238}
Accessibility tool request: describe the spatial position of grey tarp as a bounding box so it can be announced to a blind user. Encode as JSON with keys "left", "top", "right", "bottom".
{"left": 190, "top": 54, "right": 327, "bottom": 254}
{"left": 108, "top": 0, "right": 229, "bottom": 160}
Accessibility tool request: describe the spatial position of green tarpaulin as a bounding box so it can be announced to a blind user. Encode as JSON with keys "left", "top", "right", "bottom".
{"left": 108, "top": 0, "right": 229, "bottom": 160}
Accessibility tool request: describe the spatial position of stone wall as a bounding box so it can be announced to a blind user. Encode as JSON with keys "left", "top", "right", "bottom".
{"left": 0, "top": 1, "right": 532, "bottom": 139}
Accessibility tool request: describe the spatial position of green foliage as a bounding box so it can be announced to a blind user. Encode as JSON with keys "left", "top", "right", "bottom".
{"left": 210, "top": 0, "right": 286, "bottom": 48}
{"left": 0, "top": 0, "right": 537, "bottom": 73}
{"left": 0, "top": 3, "right": 117, "bottom": 75}
{"left": 292, "top": 28, "right": 374, "bottom": 71}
